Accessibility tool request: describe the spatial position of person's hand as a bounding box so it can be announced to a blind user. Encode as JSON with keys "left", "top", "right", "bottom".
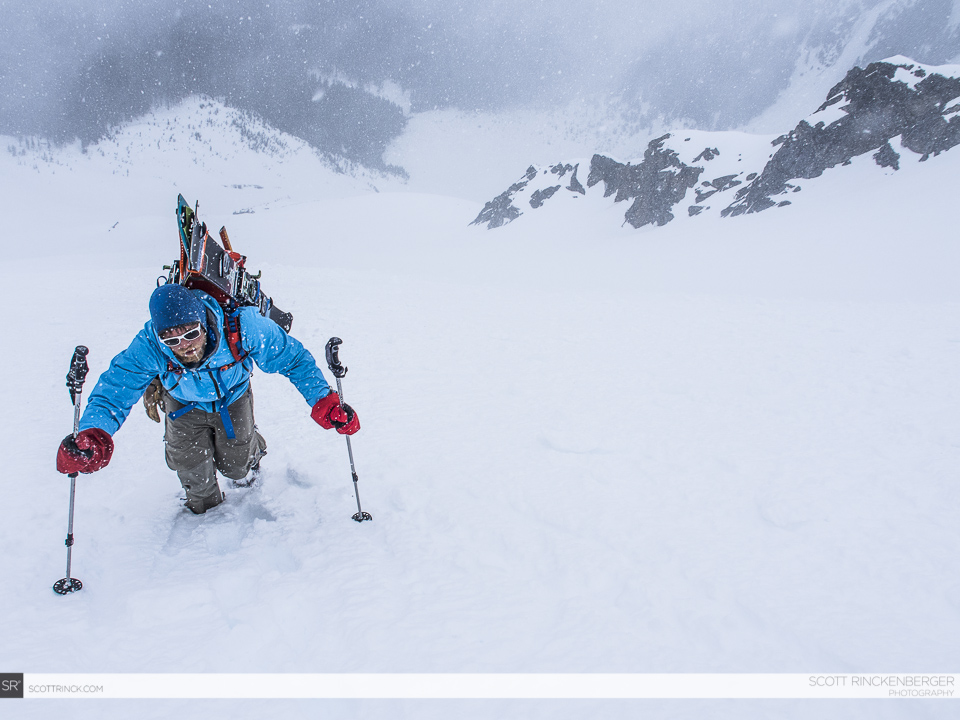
{"left": 143, "top": 377, "right": 164, "bottom": 423}
{"left": 56, "top": 429, "right": 114, "bottom": 474}
{"left": 311, "top": 392, "right": 361, "bottom": 435}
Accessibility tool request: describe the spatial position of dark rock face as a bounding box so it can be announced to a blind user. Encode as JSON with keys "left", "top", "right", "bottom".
{"left": 695, "top": 171, "right": 742, "bottom": 202}
{"left": 530, "top": 186, "right": 561, "bottom": 208}
{"left": 723, "top": 59, "right": 960, "bottom": 217}
{"left": 553, "top": 163, "right": 586, "bottom": 194}
{"left": 585, "top": 135, "right": 703, "bottom": 228}
{"left": 471, "top": 136, "right": 735, "bottom": 229}
{"left": 470, "top": 165, "right": 537, "bottom": 229}
{"left": 471, "top": 192, "right": 521, "bottom": 229}
{"left": 874, "top": 141, "right": 900, "bottom": 170}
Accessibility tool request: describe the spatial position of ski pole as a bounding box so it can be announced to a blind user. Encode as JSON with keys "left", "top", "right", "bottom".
{"left": 54, "top": 345, "right": 89, "bottom": 595}
{"left": 325, "top": 337, "right": 372, "bottom": 523}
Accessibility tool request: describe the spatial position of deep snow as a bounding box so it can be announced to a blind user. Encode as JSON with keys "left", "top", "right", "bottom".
{"left": 1, "top": 97, "right": 958, "bottom": 720}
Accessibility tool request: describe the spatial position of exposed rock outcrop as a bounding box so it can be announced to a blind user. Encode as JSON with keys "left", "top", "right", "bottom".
{"left": 585, "top": 135, "right": 703, "bottom": 228}
{"left": 472, "top": 56, "right": 960, "bottom": 231}
{"left": 723, "top": 57, "right": 960, "bottom": 217}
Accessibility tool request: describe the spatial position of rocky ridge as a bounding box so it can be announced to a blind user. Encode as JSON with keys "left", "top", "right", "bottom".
{"left": 472, "top": 56, "right": 960, "bottom": 230}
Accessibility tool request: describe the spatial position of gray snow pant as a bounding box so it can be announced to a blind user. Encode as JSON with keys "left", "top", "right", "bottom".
{"left": 163, "top": 386, "right": 267, "bottom": 504}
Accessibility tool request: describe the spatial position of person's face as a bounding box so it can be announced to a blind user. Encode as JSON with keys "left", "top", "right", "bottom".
{"left": 159, "top": 321, "right": 207, "bottom": 364}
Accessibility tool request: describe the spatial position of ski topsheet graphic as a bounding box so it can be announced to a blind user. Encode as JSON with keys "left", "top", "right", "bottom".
{"left": 167, "top": 195, "right": 293, "bottom": 332}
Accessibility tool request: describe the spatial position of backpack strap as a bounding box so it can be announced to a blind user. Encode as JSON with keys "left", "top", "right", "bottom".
{"left": 164, "top": 360, "right": 185, "bottom": 393}
{"left": 166, "top": 367, "right": 246, "bottom": 439}
{"left": 224, "top": 306, "right": 245, "bottom": 364}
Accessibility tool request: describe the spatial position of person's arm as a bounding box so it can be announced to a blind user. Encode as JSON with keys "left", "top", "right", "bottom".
{"left": 78, "top": 328, "right": 166, "bottom": 435}
{"left": 241, "top": 310, "right": 359, "bottom": 434}
{"left": 240, "top": 308, "right": 332, "bottom": 405}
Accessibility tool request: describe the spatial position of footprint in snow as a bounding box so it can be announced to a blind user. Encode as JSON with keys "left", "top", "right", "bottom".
{"left": 284, "top": 466, "right": 314, "bottom": 488}
{"left": 160, "top": 486, "right": 277, "bottom": 557}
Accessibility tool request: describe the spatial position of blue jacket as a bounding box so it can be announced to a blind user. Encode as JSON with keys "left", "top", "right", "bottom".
{"left": 79, "top": 291, "right": 331, "bottom": 435}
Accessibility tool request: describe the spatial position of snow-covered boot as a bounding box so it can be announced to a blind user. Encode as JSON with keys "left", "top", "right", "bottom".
{"left": 185, "top": 487, "right": 225, "bottom": 514}
{"left": 233, "top": 449, "right": 266, "bottom": 488}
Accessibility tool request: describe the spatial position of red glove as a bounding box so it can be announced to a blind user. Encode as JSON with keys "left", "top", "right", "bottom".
{"left": 56, "top": 428, "right": 114, "bottom": 475}
{"left": 311, "top": 392, "right": 361, "bottom": 435}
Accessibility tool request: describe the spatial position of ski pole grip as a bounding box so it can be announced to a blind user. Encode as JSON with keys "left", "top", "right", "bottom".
{"left": 325, "top": 337, "right": 348, "bottom": 379}
{"left": 66, "top": 346, "right": 90, "bottom": 403}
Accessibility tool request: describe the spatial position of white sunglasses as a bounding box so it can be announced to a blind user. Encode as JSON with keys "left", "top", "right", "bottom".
{"left": 160, "top": 323, "right": 204, "bottom": 347}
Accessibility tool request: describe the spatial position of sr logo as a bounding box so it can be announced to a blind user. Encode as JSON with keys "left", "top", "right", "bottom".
{"left": 1, "top": 674, "right": 24, "bottom": 698}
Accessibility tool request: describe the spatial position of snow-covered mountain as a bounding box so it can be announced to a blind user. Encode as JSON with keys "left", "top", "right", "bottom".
{"left": 4, "top": 0, "right": 958, "bottom": 173}
{"left": 473, "top": 57, "right": 960, "bottom": 230}
{"left": 5, "top": 95, "right": 393, "bottom": 198}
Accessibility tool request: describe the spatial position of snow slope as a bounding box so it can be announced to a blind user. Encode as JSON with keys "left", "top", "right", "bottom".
{"left": 2, "top": 99, "right": 959, "bottom": 720}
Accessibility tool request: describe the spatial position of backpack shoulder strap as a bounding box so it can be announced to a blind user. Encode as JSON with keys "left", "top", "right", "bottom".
{"left": 224, "top": 306, "right": 245, "bottom": 363}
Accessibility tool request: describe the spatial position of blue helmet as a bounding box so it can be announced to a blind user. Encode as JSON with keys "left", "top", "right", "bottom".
{"left": 149, "top": 284, "right": 205, "bottom": 333}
